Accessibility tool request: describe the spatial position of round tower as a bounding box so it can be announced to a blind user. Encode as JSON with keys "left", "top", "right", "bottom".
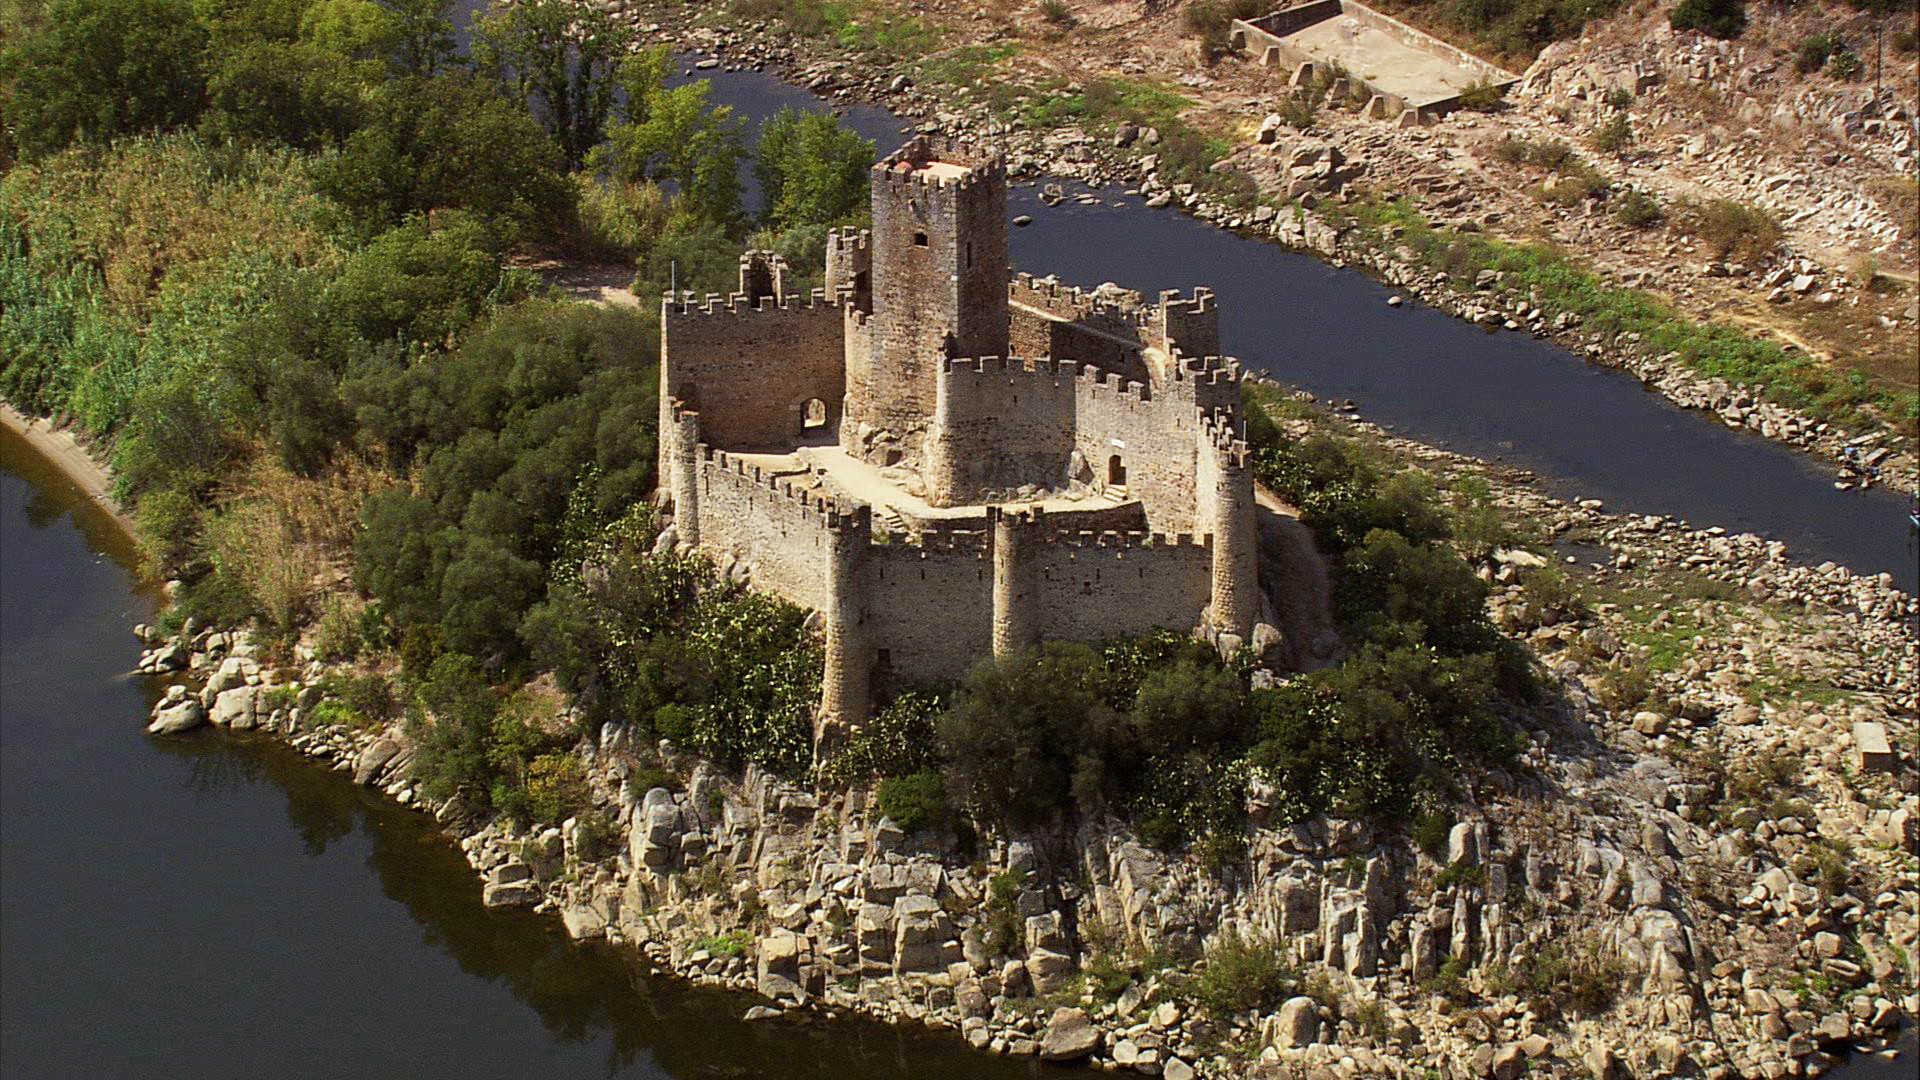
{"left": 666, "top": 403, "right": 702, "bottom": 548}
{"left": 1203, "top": 420, "right": 1257, "bottom": 644}
{"left": 990, "top": 506, "right": 1039, "bottom": 657}
{"left": 816, "top": 505, "right": 872, "bottom": 755}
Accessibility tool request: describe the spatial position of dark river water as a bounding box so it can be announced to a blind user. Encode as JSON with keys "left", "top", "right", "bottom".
{"left": 0, "top": 428, "right": 1085, "bottom": 1079}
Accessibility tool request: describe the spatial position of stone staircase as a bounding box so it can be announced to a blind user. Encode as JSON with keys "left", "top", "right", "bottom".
{"left": 1102, "top": 483, "right": 1130, "bottom": 504}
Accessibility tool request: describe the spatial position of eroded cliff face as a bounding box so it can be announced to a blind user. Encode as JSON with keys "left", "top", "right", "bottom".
{"left": 144, "top": 520, "right": 1917, "bottom": 1080}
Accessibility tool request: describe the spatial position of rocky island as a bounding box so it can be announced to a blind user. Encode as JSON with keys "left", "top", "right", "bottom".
{"left": 3, "top": 1, "right": 1915, "bottom": 1078}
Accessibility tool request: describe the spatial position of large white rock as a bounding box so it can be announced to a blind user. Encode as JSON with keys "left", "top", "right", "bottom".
{"left": 1037, "top": 1007, "right": 1098, "bottom": 1061}
{"left": 147, "top": 698, "right": 207, "bottom": 735}
{"left": 208, "top": 686, "right": 258, "bottom": 729}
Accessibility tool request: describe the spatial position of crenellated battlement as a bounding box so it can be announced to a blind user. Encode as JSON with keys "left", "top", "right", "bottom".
{"left": 1168, "top": 351, "right": 1245, "bottom": 387}
{"left": 664, "top": 287, "right": 846, "bottom": 317}
{"left": 698, "top": 447, "right": 872, "bottom": 533}
{"left": 937, "top": 355, "right": 1154, "bottom": 405}
{"left": 1199, "top": 408, "right": 1251, "bottom": 467}
{"left": 825, "top": 226, "right": 872, "bottom": 257}
{"left": 873, "top": 134, "right": 1006, "bottom": 194}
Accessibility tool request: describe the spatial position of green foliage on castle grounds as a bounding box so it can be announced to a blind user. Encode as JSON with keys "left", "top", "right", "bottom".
{"left": 519, "top": 504, "right": 823, "bottom": 779}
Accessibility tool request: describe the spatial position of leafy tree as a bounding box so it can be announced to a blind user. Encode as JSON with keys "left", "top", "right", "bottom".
{"left": 1, "top": 0, "right": 210, "bottom": 158}
{"left": 472, "top": 0, "right": 632, "bottom": 168}
{"left": 202, "top": 39, "right": 366, "bottom": 149}
{"left": 1669, "top": 0, "right": 1746, "bottom": 39}
{"left": 324, "top": 213, "right": 521, "bottom": 348}
{"left": 754, "top": 107, "right": 875, "bottom": 229}
{"left": 300, "top": 0, "right": 456, "bottom": 76}
{"left": 938, "top": 643, "right": 1117, "bottom": 828}
{"left": 313, "top": 73, "right": 570, "bottom": 232}
{"left": 1335, "top": 528, "right": 1493, "bottom": 655}
{"left": 597, "top": 46, "right": 747, "bottom": 226}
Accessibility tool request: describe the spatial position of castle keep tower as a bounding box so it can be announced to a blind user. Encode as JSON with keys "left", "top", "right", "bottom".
{"left": 844, "top": 137, "right": 1010, "bottom": 461}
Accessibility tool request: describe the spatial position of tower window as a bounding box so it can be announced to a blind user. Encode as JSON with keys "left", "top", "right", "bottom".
{"left": 966, "top": 241, "right": 973, "bottom": 267}
{"left": 913, "top": 231, "right": 928, "bottom": 247}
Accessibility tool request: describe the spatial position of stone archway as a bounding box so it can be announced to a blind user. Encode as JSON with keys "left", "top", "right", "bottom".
{"left": 1107, "top": 454, "right": 1127, "bottom": 487}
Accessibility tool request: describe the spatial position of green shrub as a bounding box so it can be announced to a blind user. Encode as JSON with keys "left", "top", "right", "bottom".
{"left": 1612, "top": 186, "right": 1664, "bottom": 229}
{"left": 983, "top": 870, "right": 1026, "bottom": 956}
{"left": 820, "top": 689, "right": 943, "bottom": 785}
{"left": 1412, "top": 806, "right": 1454, "bottom": 860}
{"left": 1455, "top": 80, "right": 1506, "bottom": 112}
{"left": 1588, "top": 113, "right": 1633, "bottom": 154}
{"left": 1676, "top": 197, "right": 1781, "bottom": 262}
{"left": 1796, "top": 30, "right": 1847, "bottom": 73}
{"left": 876, "top": 771, "right": 947, "bottom": 833}
{"left": 312, "top": 597, "right": 364, "bottom": 663}
{"left": 1039, "top": 0, "right": 1075, "bottom": 28}
{"left": 1669, "top": 0, "right": 1746, "bottom": 39}
{"left": 1195, "top": 932, "right": 1293, "bottom": 1016}
{"left": 522, "top": 751, "right": 590, "bottom": 825}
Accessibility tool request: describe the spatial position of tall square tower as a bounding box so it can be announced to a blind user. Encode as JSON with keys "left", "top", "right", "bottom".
{"left": 851, "top": 136, "right": 1010, "bottom": 445}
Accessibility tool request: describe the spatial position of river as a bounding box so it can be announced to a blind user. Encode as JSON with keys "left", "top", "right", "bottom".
{"left": 0, "top": 427, "right": 1086, "bottom": 1079}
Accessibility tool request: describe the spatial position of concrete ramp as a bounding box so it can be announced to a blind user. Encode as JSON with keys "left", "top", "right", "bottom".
{"left": 1232, "top": 1, "right": 1518, "bottom": 120}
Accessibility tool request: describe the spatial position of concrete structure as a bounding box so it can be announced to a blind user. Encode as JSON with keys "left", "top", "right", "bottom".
{"left": 1231, "top": 1, "right": 1518, "bottom": 124}
{"left": 659, "top": 136, "right": 1261, "bottom": 747}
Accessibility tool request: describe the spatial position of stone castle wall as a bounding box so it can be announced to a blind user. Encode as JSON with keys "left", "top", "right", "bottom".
{"left": 928, "top": 353, "right": 1243, "bottom": 526}
{"left": 661, "top": 291, "right": 846, "bottom": 451}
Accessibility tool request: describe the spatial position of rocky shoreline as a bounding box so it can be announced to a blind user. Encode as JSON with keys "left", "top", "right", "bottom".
{"left": 133, "top": 412, "right": 1918, "bottom": 1078}
{"left": 603, "top": 2, "right": 1914, "bottom": 493}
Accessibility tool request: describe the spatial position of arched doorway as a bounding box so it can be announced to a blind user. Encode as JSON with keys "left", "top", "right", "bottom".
{"left": 1107, "top": 454, "right": 1127, "bottom": 487}
{"left": 802, "top": 398, "right": 828, "bottom": 431}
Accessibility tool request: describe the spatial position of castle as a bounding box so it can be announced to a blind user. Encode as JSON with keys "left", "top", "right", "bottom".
{"left": 658, "top": 136, "right": 1260, "bottom": 748}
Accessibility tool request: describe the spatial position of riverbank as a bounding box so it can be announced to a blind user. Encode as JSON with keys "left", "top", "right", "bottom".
{"left": 612, "top": 1, "right": 1916, "bottom": 494}
{"left": 0, "top": 403, "right": 135, "bottom": 539}
{"left": 124, "top": 386, "right": 1919, "bottom": 1079}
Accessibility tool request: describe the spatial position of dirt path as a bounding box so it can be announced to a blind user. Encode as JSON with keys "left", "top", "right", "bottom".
{"left": 1, "top": 403, "right": 137, "bottom": 539}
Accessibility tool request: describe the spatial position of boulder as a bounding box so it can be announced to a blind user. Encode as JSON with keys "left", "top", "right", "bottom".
{"left": 630, "top": 787, "right": 680, "bottom": 869}
{"left": 353, "top": 737, "right": 401, "bottom": 786}
{"left": 481, "top": 881, "right": 535, "bottom": 907}
{"left": 147, "top": 697, "right": 207, "bottom": 735}
{"left": 1163, "top": 1058, "right": 1195, "bottom": 1080}
{"left": 204, "top": 655, "right": 249, "bottom": 695}
{"left": 1038, "top": 1007, "right": 1099, "bottom": 1061}
{"left": 1852, "top": 721, "right": 1893, "bottom": 772}
{"left": 208, "top": 686, "right": 257, "bottom": 729}
{"left": 1493, "top": 1043, "right": 1526, "bottom": 1080}
{"left": 757, "top": 929, "right": 805, "bottom": 1001}
{"left": 1270, "top": 995, "right": 1318, "bottom": 1049}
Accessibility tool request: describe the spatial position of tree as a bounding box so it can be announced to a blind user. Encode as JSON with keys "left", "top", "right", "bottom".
{"left": 472, "top": 0, "right": 633, "bottom": 169}
{"left": 0, "top": 0, "right": 210, "bottom": 158}
{"left": 937, "top": 644, "right": 1117, "bottom": 828}
{"left": 1669, "top": 0, "right": 1746, "bottom": 39}
{"left": 597, "top": 46, "right": 747, "bottom": 226}
{"left": 202, "top": 39, "right": 364, "bottom": 148}
{"left": 754, "top": 107, "right": 875, "bottom": 229}
{"left": 313, "top": 73, "right": 571, "bottom": 231}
